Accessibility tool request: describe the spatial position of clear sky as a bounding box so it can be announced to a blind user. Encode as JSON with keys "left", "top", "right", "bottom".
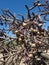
{"left": 0, "top": 0, "right": 35, "bottom": 15}
{"left": 0, "top": 0, "right": 49, "bottom": 36}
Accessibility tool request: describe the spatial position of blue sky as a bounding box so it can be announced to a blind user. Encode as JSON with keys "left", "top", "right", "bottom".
{"left": 0, "top": 0, "right": 34, "bottom": 15}
{"left": 0, "top": 0, "right": 49, "bottom": 36}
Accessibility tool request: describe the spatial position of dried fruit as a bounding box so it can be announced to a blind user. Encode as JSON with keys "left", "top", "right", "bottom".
{"left": 23, "top": 22, "right": 27, "bottom": 27}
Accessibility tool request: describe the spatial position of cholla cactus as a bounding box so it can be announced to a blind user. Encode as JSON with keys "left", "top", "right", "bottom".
{"left": 0, "top": 0, "right": 49, "bottom": 65}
